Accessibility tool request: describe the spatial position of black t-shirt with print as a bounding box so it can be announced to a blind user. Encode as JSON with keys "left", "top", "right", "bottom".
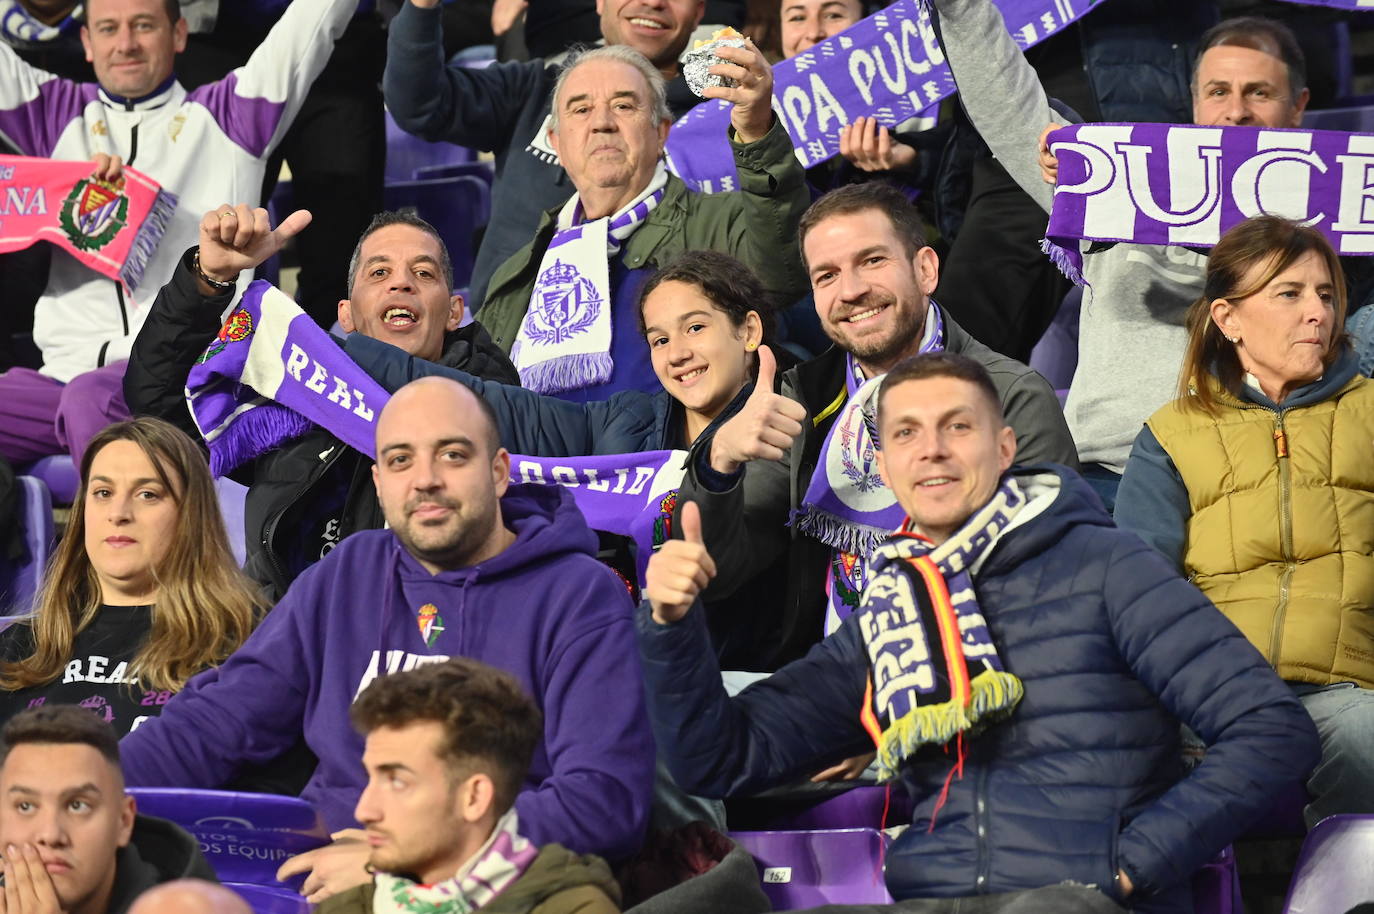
{"left": 0, "top": 605, "right": 174, "bottom": 736}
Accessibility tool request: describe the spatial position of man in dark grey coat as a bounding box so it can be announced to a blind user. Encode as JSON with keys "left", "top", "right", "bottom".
{"left": 677, "top": 183, "right": 1077, "bottom": 671}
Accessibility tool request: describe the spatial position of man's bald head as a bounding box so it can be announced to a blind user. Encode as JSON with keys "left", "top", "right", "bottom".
{"left": 128, "top": 881, "right": 251, "bottom": 914}
{"left": 376, "top": 377, "right": 501, "bottom": 460}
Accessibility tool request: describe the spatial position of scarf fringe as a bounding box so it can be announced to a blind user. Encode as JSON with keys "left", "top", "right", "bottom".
{"left": 1040, "top": 237, "right": 1085, "bottom": 288}
{"left": 207, "top": 401, "right": 314, "bottom": 477}
{"left": 874, "top": 668, "right": 1025, "bottom": 781}
{"left": 792, "top": 507, "right": 888, "bottom": 558}
{"left": 120, "top": 186, "right": 178, "bottom": 293}
{"left": 518, "top": 352, "right": 614, "bottom": 395}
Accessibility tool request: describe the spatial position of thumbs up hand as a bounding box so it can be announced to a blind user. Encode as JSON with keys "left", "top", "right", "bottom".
{"left": 709, "top": 345, "right": 807, "bottom": 474}
{"left": 645, "top": 501, "right": 716, "bottom": 624}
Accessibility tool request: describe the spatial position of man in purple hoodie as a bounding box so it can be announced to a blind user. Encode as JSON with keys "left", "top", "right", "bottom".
{"left": 118, "top": 375, "right": 655, "bottom": 902}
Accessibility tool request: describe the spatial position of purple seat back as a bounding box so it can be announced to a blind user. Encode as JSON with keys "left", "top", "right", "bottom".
{"left": 1029, "top": 286, "right": 1081, "bottom": 392}
{"left": 0, "top": 477, "right": 53, "bottom": 615}
{"left": 225, "top": 883, "right": 311, "bottom": 914}
{"left": 384, "top": 110, "right": 475, "bottom": 184}
{"left": 128, "top": 789, "right": 329, "bottom": 889}
{"left": 215, "top": 477, "right": 249, "bottom": 567}
{"left": 755, "top": 785, "right": 914, "bottom": 831}
{"left": 1302, "top": 105, "right": 1374, "bottom": 133}
{"left": 1191, "top": 846, "right": 1242, "bottom": 914}
{"left": 1282, "top": 815, "right": 1374, "bottom": 914}
{"left": 383, "top": 176, "right": 492, "bottom": 291}
{"left": 732, "top": 829, "right": 892, "bottom": 907}
{"left": 23, "top": 455, "right": 78, "bottom": 505}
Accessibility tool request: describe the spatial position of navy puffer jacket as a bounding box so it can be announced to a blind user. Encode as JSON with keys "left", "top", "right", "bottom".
{"left": 638, "top": 466, "right": 1319, "bottom": 913}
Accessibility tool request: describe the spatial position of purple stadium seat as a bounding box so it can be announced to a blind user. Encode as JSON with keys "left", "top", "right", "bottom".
{"left": 22, "top": 455, "right": 78, "bottom": 505}
{"left": 215, "top": 477, "right": 249, "bottom": 567}
{"left": 384, "top": 110, "right": 475, "bottom": 185}
{"left": 225, "top": 883, "right": 311, "bottom": 914}
{"left": 1192, "top": 846, "right": 1242, "bottom": 914}
{"left": 0, "top": 476, "right": 54, "bottom": 617}
{"left": 732, "top": 828, "right": 892, "bottom": 908}
{"left": 1029, "top": 286, "right": 1081, "bottom": 392}
{"left": 1282, "top": 815, "right": 1374, "bottom": 914}
{"left": 414, "top": 160, "right": 495, "bottom": 188}
{"left": 755, "top": 785, "right": 914, "bottom": 831}
{"left": 1302, "top": 105, "right": 1374, "bottom": 133}
{"left": 383, "top": 176, "right": 492, "bottom": 292}
{"left": 127, "top": 789, "right": 329, "bottom": 890}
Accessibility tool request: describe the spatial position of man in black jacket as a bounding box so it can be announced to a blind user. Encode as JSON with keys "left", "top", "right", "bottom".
{"left": 678, "top": 183, "right": 1077, "bottom": 670}
{"left": 0, "top": 706, "right": 217, "bottom": 914}
{"left": 122, "top": 203, "right": 519, "bottom": 601}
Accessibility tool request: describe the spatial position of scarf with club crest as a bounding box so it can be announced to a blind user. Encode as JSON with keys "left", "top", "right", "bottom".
{"left": 856, "top": 476, "right": 1027, "bottom": 782}
{"left": 794, "top": 305, "right": 944, "bottom": 636}
{"left": 371, "top": 810, "right": 538, "bottom": 914}
{"left": 511, "top": 163, "right": 668, "bottom": 394}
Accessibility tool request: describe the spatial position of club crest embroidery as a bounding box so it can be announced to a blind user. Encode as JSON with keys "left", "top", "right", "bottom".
{"left": 837, "top": 413, "right": 883, "bottom": 496}
{"left": 831, "top": 551, "right": 866, "bottom": 611}
{"left": 527, "top": 259, "right": 601, "bottom": 344}
{"left": 197, "top": 308, "right": 254, "bottom": 364}
{"left": 59, "top": 175, "right": 129, "bottom": 252}
{"left": 651, "top": 490, "right": 678, "bottom": 550}
{"left": 416, "top": 603, "right": 445, "bottom": 647}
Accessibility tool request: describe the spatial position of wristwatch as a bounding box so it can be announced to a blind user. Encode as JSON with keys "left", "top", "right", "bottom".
{"left": 193, "top": 248, "right": 236, "bottom": 293}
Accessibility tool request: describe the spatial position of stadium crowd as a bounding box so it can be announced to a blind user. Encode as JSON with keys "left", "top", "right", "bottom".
{"left": 0, "top": 0, "right": 1372, "bottom": 911}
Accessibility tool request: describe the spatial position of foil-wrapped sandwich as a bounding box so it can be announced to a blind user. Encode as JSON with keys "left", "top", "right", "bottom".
{"left": 682, "top": 27, "right": 749, "bottom": 98}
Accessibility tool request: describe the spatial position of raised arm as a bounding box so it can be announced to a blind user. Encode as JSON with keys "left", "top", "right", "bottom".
{"left": 343, "top": 333, "right": 658, "bottom": 456}
{"left": 186, "top": 0, "right": 359, "bottom": 159}
{"left": 0, "top": 45, "right": 95, "bottom": 156}
{"left": 932, "top": 0, "right": 1063, "bottom": 213}
{"left": 384, "top": 0, "right": 550, "bottom": 152}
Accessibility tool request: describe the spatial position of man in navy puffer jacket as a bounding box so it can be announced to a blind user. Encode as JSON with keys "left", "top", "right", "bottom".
{"left": 638, "top": 352, "right": 1320, "bottom": 914}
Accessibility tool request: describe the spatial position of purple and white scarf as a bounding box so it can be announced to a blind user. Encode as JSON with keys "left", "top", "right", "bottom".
{"left": 372, "top": 810, "right": 537, "bottom": 914}
{"left": 185, "top": 283, "right": 688, "bottom": 583}
{"left": 0, "top": 0, "right": 81, "bottom": 45}
{"left": 795, "top": 305, "right": 944, "bottom": 634}
{"left": 1044, "top": 122, "right": 1374, "bottom": 284}
{"left": 665, "top": 0, "right": 1102, "bottom": 193}
{"left": 512, "top": 163, "right": 668, "bottom": 394}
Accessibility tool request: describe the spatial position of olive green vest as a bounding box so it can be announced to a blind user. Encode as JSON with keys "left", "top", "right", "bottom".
{"left": 1147, "top": 377, "right": 1374, "bottom": 688}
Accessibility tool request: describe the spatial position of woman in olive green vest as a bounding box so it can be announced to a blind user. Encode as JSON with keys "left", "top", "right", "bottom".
{"left": 1115, "top": 214, "right": 1374, "bottom": 829}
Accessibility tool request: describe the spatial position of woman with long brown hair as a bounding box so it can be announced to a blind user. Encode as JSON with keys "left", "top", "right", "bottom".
{"left": 1115, "top": 214, "right": 1374, "bottom": 828}
{"left": 0, "top": 417, "right": 264, "bottom": 734}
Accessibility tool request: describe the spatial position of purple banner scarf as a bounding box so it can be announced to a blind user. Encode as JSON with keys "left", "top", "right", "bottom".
{"left": 665, "top": 0, "right": 1103, "bottom": 193}
{"left": 186, "top": 283, "right": 687, "bottom": 583}
{"left": 1044, "top": 122, "right": 1374, "bottom": 285}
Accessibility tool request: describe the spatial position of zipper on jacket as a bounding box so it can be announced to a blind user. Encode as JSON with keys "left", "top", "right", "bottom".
{"left": 1268, "top": 411, "right": 1295, "bottom": 666}
{"left": 126, "top": 123, "right": 139, "bottom": 166}
{"left": 974, "top": 762, "right": 991, "bottom": 893}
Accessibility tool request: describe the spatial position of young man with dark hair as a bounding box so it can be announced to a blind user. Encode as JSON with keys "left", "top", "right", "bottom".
{"left": 0, "top": 705, "right": 215, "bottom": 914}
{"left": 675, "top": 183, "right": 1076, "bottom": 669}
{"left": 640, "top": 351, "right": 1320, "bottom": 913}
{"left": 315, "top": 658, "right": 620, "bottom": 914}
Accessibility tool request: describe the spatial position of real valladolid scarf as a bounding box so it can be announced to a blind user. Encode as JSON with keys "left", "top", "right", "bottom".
{"left": 0, "top": 155, "right": 177, "bottom": 292}
{"left": 857, "top": 478, "right": 1027, "bottom": 783}
{"left": 1045, "top": 123, "right": 1374, "bottom": 284}
{"left": 795, "top": 306, "right": 944, "bottom": 636}
{"left": 511, "top": 164, "right": 668, "bottom": 394}
{"left": 372, "top": 810, "right": 537, "bottom": 914}
{"left": 0, "top": 0, "right": 81, "bottom": 44}
{"left": 185, "top": 282, "right": 686, "bottom": 581}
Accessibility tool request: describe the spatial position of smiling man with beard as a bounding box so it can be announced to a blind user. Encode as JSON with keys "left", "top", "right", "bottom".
{"left": 674, "top": 182, "right": 1077, "bottom": 669}
{"left": 120, "top": 375, "right": 654, "bottom": 903}
{"left": 123, "top": 207, "right": 522, "bottom": 602}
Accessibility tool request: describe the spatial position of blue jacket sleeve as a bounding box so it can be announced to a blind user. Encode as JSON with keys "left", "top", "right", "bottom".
{"left": 1102, "top": 533, "right": 1320, "bottom": 897}
{"left": 515, "top": 573, "right": 655, "bottom": 860}
{"left": 1113, "top": 426, "right": 1190, "bottom": 573}
{"left": 118, "top": 575, "right": 318, "bottom": 786}
{"left": 344, "top": 334, "right": 641, "bottom": 456}
{"left": 636, "top": 601, "right": 874, "bottom": 797}
{"left": 384, "top": 1, "right": 549, "bottom": 152}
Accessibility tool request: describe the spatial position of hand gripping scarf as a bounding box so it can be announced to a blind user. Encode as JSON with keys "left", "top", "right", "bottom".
{"left": 794, "top": 307, "right": 944, "bottom": 635}
{"left": 856, "top": 476, "right": 1027, "bottom": 786}
{"left": 186, "top": 282, "right": 688, "bottom": 583}
{"left": 512, "top": 163, "right": 668, "bottom": 394}
{"left": 0, "top": 155, "right": 177, "bottom": 293}
{"left": 371, "top": 810, "right": 538, "bottom": 914}
{"left": 1043, "top": 122, "right": 1374, "bottom": 285}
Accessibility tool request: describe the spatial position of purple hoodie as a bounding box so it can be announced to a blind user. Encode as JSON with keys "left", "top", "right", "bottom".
{"left": 119, "top": 484, "right": 654, "bottom": 860}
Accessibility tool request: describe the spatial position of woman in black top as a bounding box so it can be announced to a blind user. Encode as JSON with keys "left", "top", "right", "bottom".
{"left": 0, "top": 417, "right": 264, "bottom": 735}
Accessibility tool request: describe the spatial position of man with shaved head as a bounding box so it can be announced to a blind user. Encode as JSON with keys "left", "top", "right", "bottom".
{"left": 128, "top": 881, "right": 250, "bottom": 914}
{"left": 120, "top": 375, "right": 654, "bottom": 902}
